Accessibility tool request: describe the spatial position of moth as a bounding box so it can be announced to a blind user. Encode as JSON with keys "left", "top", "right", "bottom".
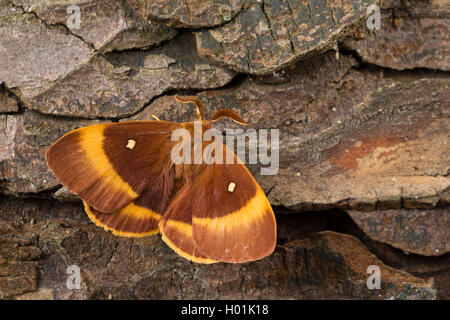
{"left": 46, "top": 96, "right": 276, "bottom": 263}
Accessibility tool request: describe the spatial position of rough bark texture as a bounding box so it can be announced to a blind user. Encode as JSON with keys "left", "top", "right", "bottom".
{"left": 127, "top": 0, "right": 245, "bottom": 28}
{"left": 11, "top": 0, "right": 178, "bottom": 53}
{"left": 196, "top": 0, "right": 377, "bottom": 74}
{"left": 0, "top": 0, "right": 449, "bottom": 300}
{"left": 344, "top": 0, "right": 450, "bottom": 71}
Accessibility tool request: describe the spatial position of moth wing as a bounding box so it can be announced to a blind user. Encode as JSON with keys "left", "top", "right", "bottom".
{"left": 84, "top": 185, "right": 165, "bottom": 237}
{"left": 159, "top": 183, "right": 217, "bottom": 264}
{"left": 191, "top": 148, "right": 276, "bottom": 263}
{"left": 46, "top": 121, "right": 179, "bottom": 213}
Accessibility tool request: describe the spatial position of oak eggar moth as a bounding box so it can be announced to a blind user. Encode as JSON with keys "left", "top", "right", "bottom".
{"left": 46, "top": 96, "right": 276, "bottom": 263}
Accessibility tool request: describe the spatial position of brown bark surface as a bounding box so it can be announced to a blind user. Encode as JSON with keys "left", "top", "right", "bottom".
{"left": 0, "top": 0, "right": 448, "bottom": 299}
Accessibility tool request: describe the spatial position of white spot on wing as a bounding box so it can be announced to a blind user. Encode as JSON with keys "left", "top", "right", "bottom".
{"left": 126, "top": 139, "right": 136, "bottom": 150}
{"left": 228, "top": 182, "right": 236, "bottom": 193}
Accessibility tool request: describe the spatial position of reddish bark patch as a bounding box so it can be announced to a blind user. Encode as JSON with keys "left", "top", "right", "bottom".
{"left": 324, "top": 134, "right": 402, "bottom": 176}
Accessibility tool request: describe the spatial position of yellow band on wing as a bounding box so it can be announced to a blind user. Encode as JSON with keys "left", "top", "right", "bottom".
{"left": 164, "top": 220, "right": 193, "bottom": 237}
{"left": 121, "top": 202, "right": 162, "bottom": 220}
{"left": 160, "top": 220, "right": 217, "bottom": 264}
{"left": 79, "top": 125, "right": 138, "bottom": 199}
{"left": 192, "top": 188, "right": 273, "bottom": 231}
{"left": 84, "top": 202, "right": 160, "bottom": 237}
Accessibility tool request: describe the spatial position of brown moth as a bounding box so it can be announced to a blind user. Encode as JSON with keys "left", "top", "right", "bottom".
{"left": 46, "top": 96, "right": 276, "bottom": 263}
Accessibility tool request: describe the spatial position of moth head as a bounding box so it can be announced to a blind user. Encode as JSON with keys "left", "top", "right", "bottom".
{"left": 175, "top": 95, "right": 248, "bottom": 126}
